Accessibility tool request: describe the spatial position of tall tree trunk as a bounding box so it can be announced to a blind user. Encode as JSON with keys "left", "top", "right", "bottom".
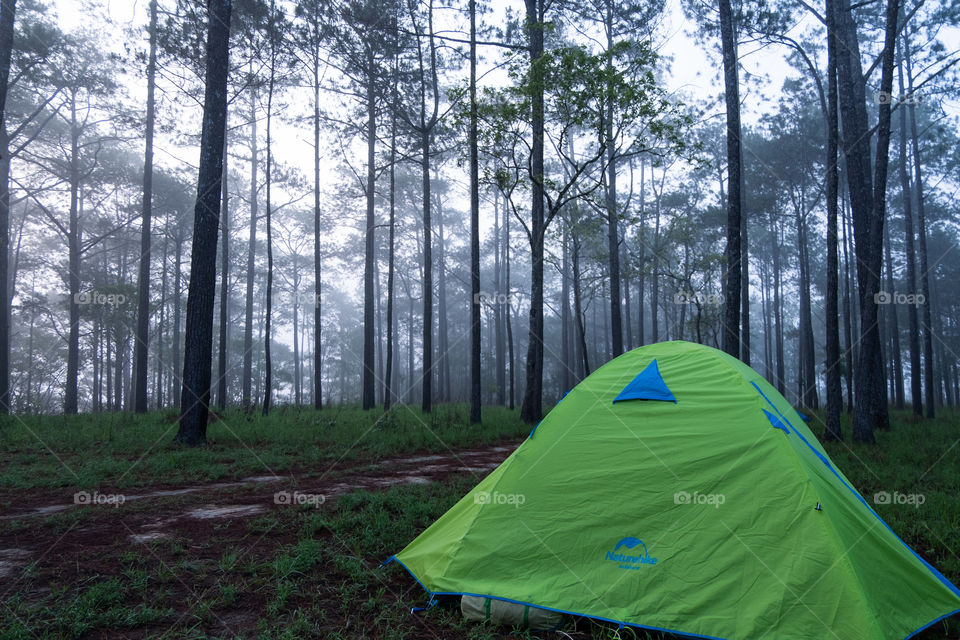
{"left": 835, "top": 0, "right": 897, "bottom": 441}
{"left": 604, "top": 0, "right": 622, "bottom": 358}
{"left": 262, "top": 18, "right": 276, "bottom": 417}
{"left": 65, "top": 98, "right": 81, "bottom": 414}
{"left": 157, "top": 231, "right": 168, "bottom": 408}
{"left": 505, "top": 200, "right": 515, "bottom": 411}
{"left": 242, "top": 82, "right": 258, "bottom": 410}
{"left": 175, "top": 0, "right": 232, "bottom": 445}
{"left": 362, "top": 49, "right": 376, "bottom": 410}
{"left": 637, "top": 158, "right": 645, "bottom": 345}
{"left": 384, "top": 77, "right": 397, "bottom": 411}
{"left": 468, "top": 0, "right": 481, "bottom": 422}
{"left": 520, "top": 0, "right": 545, "bottom": 424}
{"left": 740, "top": 203, "right": 749, "bottom": 364}
{"left": 572, "top": 232, "right": 590, "bottom": 378}
{"left": 0, "top": 0, "right": 14, "bottom": 414}
{"left": 173, "top": 227, "right": 183, "bottom": 408}
{"left": 841, "top": 193, "right": 855, "bottom": 412}
{"left": 134, "top": 0, "right": 158, "bottom": 414}
{"left": 651, "top": 170, "right": 661, "bottom": 342}
{"left": 824, "top": 0, "right": 842, "bottom": 439}
{"left": 772, "top": 216, "right": 784, "bottom": 395}
{"left": 312, "top": 21, "right": 323, "bottom": 410}
{"left": 883, "top": 216, "right": 903, "bottom": 409}
{"left": 494, "top": 191, "right": 506, "bottom": 403}
{"left": 216, "top": 116, "right": 229, "bottom": 409}
{"left": 904, "top": 30, "right": 934, "bottom": 419}
{"left": 420, "top": 129, "right": 433, "bottom": 412}
{"left": 560, "top": 224, "right": 571, "bottom": 389}
{"left": 718, "top": 0, "right": 742, "bottom": 358}
{"left": 897, "top": 50, "right": 921, "bottom": 415}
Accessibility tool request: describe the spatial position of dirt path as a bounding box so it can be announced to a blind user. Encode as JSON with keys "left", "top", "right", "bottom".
{"left": 0, "top": 441, "right": 519, "bottom": 579}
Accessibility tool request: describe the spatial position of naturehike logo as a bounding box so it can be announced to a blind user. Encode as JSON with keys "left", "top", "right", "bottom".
{"left": 606, "top": 537, "right": 658, "bottom": 570}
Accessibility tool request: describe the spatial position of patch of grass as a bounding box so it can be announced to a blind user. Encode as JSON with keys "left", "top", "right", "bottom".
{"left": 0, "top": 403, "right": 528, "bottom": 490}
{"left": 2, "top": 411, "right": 958, "bottom": 639}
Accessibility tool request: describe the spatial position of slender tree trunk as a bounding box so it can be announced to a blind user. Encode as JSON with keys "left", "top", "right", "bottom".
{"left": 157, "top": 231, "right": 168, "bottom": 408}
{"left": 242, "top": 82, "right": 258, "bottom": 410}
{"left": 572, "top": 234, "right": 590, "bottom": 377}
{"left": 604, "top": 0, "right": 622, "bottom": 358}
{"left": 637, "top": 158, "right": 645, "bottom": 345}
{"left": 175, "top": 0, "right": 232, "bottom": 445}
{"left": 173, "top": 227, "right": 183, "bottom": 409}
{"left": 841, "top": 193, "right": 855, "bottom": 412}
{"left": 560, "top": 224, "right": 571, "bottom": 389}
{"left": 0, "top": 0, "right": 14, "bottom": 415}
{"left": 384, "top": 78, "right": 397, "bottom": 411}
{"left": 421, "top": 130, "right": 433, "bottom": 412}
{"left": 718, "top": 0, "right": 742, "bottom": 358}
{"left": 312, "top": 24, "right": 323, "bottom": 410}
{"left": 505, "top": 201, "right": 515, "bottom": 411}
{"left": 494, "top": 191, "right": 506, "bottom": 403}
{"left": 362, "top": 49, "right": 376, "bottom": 410}
{"left": 904, "top": 30, "right": 934, "bottom": 419}
{"left": 825, "top": 0, "right": 842, "bottom": 439}
{"left": 435, "top": 187, "right": 450, "bottom": 400}
{"left": 134, "top": 0, "right": 158, "bottom": 413}
{"left": 772, "top": 216, "right": 784, "bottom": 394}
{"left": 468, "top": 0, "right": 481, "bottom": 422}
{"left": 65, "top": 99, "right": 81, "bottom": 414}
{"left": 262, "top": 18, "right": 276, "bottom": 416}
{"left": 520, "top": 0, "right": 545, "bottom": 423}
{"left": 216, "top": 117, "right": 229, "bottom": 409}
{"left": 897, "top": 50, "right": 921, "bottom": 415}
{"left": 883, "top": 218, "right": 903, "bottom": 409}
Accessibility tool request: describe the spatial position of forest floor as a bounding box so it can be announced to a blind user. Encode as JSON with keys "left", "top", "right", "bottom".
{"left": 1, "top": 407, "right": 959, "bottom": 639}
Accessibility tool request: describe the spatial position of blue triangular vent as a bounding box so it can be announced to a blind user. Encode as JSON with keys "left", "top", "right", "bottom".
{"left": 612, "top": 359, "right": 677, "bottom": 404}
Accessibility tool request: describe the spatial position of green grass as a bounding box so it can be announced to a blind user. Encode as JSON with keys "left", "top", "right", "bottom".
{"left": 811, "top": 409, "right": 960, "bottom": 595}
{"left": 0, "top": 403, "right": 529, "bottom": 490}
{"left": 1, "top": 408, "right": 958, "bottom": 638}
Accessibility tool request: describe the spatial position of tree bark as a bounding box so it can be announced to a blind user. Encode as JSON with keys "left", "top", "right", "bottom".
{"left": 176, "top": 0, "right": 232, "bottom": 445}
{"left": 312, "top": 18, "right": 323, "bottom": 410}
{"left": 262, "top": 13, "right": 275, "bottom": 417}
{"left": 825, "top": 0, "right": 843, "bottom": 439}
{"left": 134, "top": 0, "right": 158, "bottom": 413}
{"left": 718, "top": 0, "right": 742, "bottom": 358}
{"left": 468, "top": 0, "right": 481, "bottom": 422}
{"left": 904, "top": 29, "right": 934, "bottom": 419}
{"left": 216, "top": 116, "right": 229, "bottom": 409}
{"left": 362, "top": 47, "right": 376, "bottom": 411}
{"left": 897, "top": 50, "right": 921, "bottom": 416}
{"left": 520, "top": 0, "right": 545, "bottom": 424}
{"left": 242, "top": 81, "right": 258, "bottom": 410}
{"left": 0, "top": 0, "right": 14, "bottom": 414}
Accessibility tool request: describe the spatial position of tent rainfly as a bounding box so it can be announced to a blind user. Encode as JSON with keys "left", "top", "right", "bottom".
{"left": 387, "top": 340, "right": 960, "bottom": 640}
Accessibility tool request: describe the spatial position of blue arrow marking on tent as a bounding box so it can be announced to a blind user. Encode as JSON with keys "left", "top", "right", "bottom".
{"left": 613, "top": 359, "right": 677, "bottom": 404}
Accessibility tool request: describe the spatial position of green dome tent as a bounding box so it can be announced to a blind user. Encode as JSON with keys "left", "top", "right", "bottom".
{"left": 388, "top": 341, "right": 960, "bottom": 640}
